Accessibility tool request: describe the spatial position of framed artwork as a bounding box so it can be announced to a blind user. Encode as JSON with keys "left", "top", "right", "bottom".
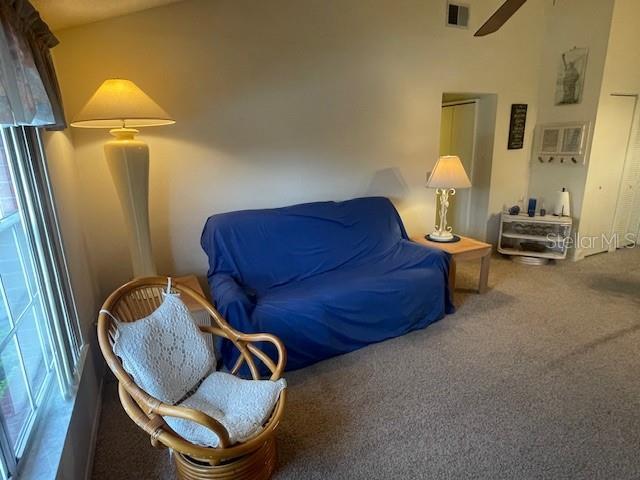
{"left": 554, "top": 47, "right": 588, "bottom": 105}
{"left": 533, "top": 122, "right": 590, "bottom": 165}
{"left": 562, "top": 126, "right": 585, "bottom": 153}
{"left": 540, "top": 126, "right": 561, "bottom": 153}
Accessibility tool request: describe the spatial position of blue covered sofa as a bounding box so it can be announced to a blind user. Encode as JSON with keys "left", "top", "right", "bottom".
{"left": 201, "top": 196, "right": 454, "bottom": 372}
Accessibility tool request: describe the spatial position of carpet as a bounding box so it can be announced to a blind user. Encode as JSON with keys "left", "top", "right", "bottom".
{"left": 91, "top": 248, "right": 640, "bottom": 480}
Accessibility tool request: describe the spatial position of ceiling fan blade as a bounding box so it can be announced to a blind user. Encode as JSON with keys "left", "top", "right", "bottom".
{"left": 474, "top": 0, "right": 527, "bottom": 37}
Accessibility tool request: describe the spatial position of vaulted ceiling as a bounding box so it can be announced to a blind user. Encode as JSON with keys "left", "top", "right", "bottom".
{"left": 32, "top": 0, "right": 186, "bottom": 31}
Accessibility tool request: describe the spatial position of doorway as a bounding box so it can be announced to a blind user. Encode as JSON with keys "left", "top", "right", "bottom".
{"left": 440, "top": 99, "right": 477, "bottom": 235}
{"left": 439, "top": 93, "right": 497, "bottom": 240}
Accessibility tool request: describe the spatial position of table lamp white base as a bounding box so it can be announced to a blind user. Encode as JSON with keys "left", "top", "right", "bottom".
{"left": 427, "top": 187, "right": 460, "bottom": 243}
{"left": 428, "top": 230, "right": 455, "bottom": 242}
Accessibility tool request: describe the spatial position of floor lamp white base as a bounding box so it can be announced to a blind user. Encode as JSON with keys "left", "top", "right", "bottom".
{"left": 104, "top": 128, "right": 157, "bottom": 278}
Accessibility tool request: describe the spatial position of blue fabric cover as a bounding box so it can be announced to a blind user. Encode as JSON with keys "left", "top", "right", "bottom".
{"left": 201, "top": 197, "right": 454, "bottom": 372}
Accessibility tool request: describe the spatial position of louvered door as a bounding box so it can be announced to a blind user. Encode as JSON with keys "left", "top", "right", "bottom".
{"left": 612, "top": 100, "right": 640, "bottom": 248}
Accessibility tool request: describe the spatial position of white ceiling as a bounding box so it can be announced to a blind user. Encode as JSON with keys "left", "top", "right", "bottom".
{"left": 32, "top": 0, "right": 186, "bottom": 31}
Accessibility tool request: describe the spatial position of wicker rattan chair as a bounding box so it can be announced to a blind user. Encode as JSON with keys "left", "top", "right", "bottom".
{"left": 97, "top": 276, "right": 287, "bottom": 480}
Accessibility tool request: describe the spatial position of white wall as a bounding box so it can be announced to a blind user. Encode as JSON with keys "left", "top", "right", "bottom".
{"left": 51, "top": 0, "right": 545, "bottom": 296}
{"left": 44, "top": 131, "right": 99, "bottom": 337}
{"left": 527, "top": 0, "right": 615, "bottom": 228}
{"left": 472, "top": 95, "right": 498, "bottom": 242}
{"left": 596, "top": 0, "right": 640, "bottom": 93}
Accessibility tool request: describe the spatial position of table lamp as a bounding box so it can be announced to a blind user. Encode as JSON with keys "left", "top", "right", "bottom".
{"left": 71, "top": 79, "right": 175, "bottom": 277}
{"left": 426, "top": 155, "right": 471, "bottom": 242}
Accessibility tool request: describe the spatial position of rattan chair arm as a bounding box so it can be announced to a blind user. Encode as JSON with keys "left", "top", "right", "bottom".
{"left": 152, "top": 403, "right": 231, "bottom": 448}
{"left": 119, "top": 382, "right": 288, "bottom": 462}
{"left": 197, "top": 325, "right": 261, "bottom": 379}
{"left": 238, "top": 333, "right": 287, "bottom": 380}
{"left": 118, "top": 382, "right": 167, "bottom": 445}
{"left": 199, "top": 326, "right": 286, "bottom": 380}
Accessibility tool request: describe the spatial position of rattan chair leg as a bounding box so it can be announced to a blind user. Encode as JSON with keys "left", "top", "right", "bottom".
{"left": 173, "top": 437, "right": 277, "bottom": 480}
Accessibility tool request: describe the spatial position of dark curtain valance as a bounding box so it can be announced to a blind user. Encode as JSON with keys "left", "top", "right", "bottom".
{"left": 0, "top": 0, "right": 66, "bottom": 129}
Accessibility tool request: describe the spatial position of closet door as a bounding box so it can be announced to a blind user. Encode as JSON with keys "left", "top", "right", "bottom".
{"left": 612, "top": 101, "right": 640, "bottom": 248}
{"left": 440, "top": 106, "right": 453, "bottom": 155}
{"left": 581, "top": 94, "right": 636, "bottom": 257}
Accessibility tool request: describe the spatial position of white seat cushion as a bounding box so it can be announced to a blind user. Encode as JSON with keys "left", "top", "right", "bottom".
{"left": 165, "top": 372, "right": 286, "bottom": 447}
{"left": 113, "top": 293, "right": 214, "bottom": 405}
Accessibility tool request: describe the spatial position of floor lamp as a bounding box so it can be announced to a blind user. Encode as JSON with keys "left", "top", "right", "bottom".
{"left": 71, "top": 79, "right": 175, "bottom": 277}
{"left": 426, "top": 155, "right": 471, "bottom": 242}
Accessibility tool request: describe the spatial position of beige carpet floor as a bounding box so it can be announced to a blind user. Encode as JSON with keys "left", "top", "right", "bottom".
{"left": 91, "top": 248, "right": 640, "bottom": 480}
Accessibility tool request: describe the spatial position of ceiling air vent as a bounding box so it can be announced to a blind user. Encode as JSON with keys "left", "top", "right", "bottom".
{"left": 446, "top": 2, "right": 469, "bottom": 28}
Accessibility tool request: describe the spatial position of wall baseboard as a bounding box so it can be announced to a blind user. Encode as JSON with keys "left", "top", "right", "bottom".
{"left": 83, "top": 373, "right": 104, "bottom": 480}
{"left": 56, "top": 339, "right": 106, "bottom": 480}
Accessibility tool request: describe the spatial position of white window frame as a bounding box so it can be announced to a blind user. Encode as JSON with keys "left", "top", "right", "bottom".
{"left": 0, "top": 127, "right": 85, "bottom": 478}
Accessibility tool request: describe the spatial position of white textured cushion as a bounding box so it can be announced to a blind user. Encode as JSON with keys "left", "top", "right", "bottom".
{"left": 165, "top": 372, "right": 286, "bottom": 447}
{"left": 114, "top": 293, "right": 214, "bottom": 405}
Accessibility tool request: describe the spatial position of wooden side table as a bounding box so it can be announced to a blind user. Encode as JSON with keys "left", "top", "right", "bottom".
{"left": 411, "top": 235, "right": 492, "bottom": 294}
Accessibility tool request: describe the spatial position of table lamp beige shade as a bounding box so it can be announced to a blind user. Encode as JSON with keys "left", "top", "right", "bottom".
{"left": 426, "top": 155, "right": 471, "bottom": 242}
{"left": 71, "top": 79, "right": 175, "bottom": 277}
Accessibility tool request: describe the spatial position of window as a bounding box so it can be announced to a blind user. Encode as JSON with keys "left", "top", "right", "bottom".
{"left": 0, "top": 128, "right": 83, "bottom": 479}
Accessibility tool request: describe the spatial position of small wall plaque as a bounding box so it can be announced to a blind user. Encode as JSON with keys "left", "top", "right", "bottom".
{"left": 507, "top": 104, "right": 528, "bottom": 150}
